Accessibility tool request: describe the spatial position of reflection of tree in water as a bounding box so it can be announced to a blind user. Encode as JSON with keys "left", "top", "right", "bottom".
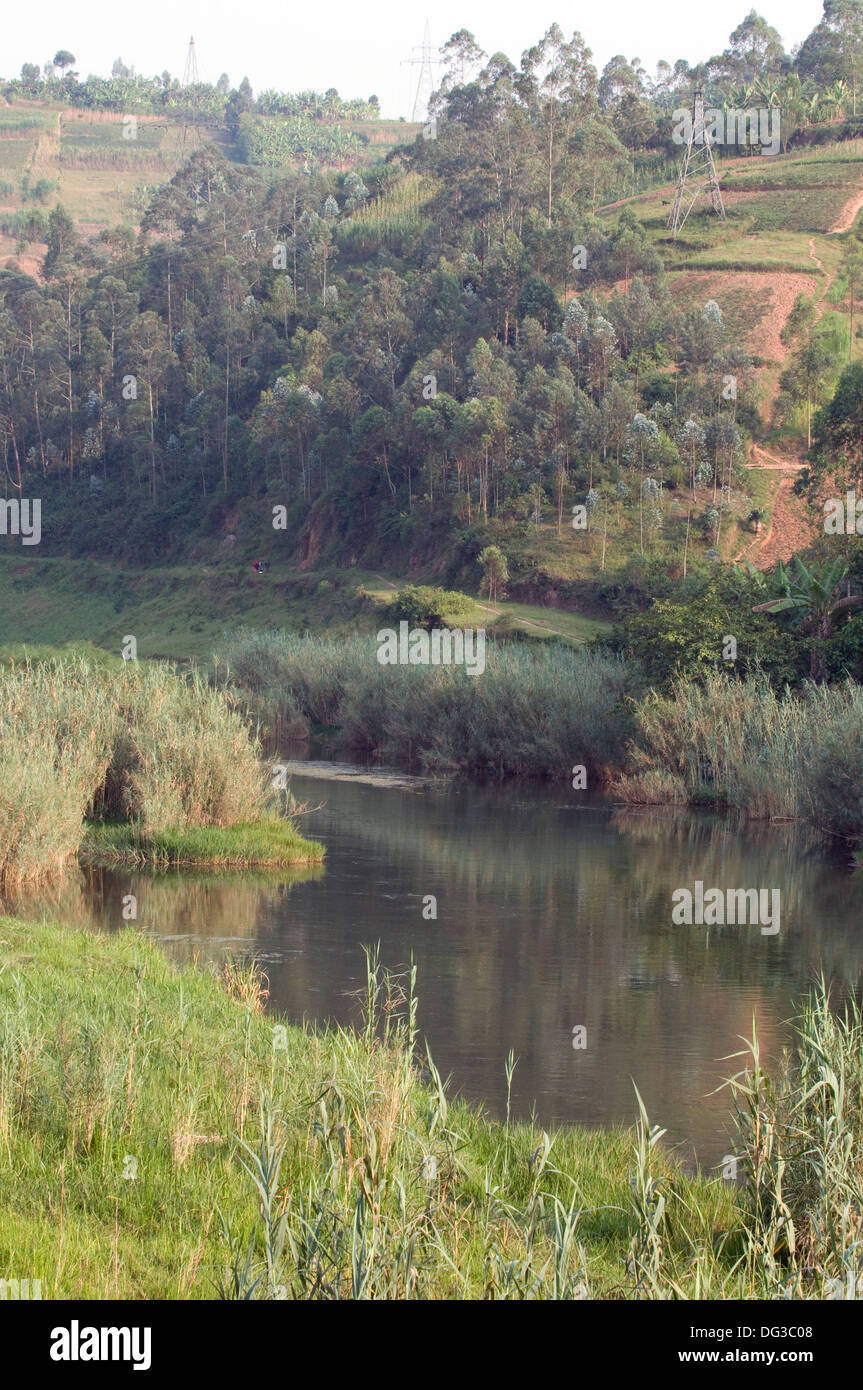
{"left": 1, "top": 871, "right": 95, "bottom": 930}
{"left": 89, "top": 865, "right": 323, "bottom": 960}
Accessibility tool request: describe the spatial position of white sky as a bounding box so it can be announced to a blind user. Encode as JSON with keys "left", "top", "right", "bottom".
{"left": 2, "top": 1, "right": 827, "bottom": 118}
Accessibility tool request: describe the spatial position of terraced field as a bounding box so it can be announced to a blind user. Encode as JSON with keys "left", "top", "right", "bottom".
{"left": 0, "top": 98, "right": 417, "bottom": 256}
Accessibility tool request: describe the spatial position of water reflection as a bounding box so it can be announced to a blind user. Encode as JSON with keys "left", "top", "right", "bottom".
{"left": 7, "top": 774, "right": 863, "bottom": 1170}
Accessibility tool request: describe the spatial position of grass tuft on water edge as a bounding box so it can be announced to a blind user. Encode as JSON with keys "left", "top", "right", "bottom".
{"left": 79, "top": 818, "right": 324, "bottom": 868}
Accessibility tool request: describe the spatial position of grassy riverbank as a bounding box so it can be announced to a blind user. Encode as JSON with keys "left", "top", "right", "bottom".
{"left": 0, "top": 922, "right": 859, "bottom": 1300}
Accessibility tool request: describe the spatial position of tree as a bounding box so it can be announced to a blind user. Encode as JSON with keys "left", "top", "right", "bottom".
{"left": 440, "top": 30, "right": 487, "bottom": 91}
{"left": 810, "top": 360, "right": 863, "bottom": 484}
{"left": 778, "top": 336, "right": 834, "bottom": 447}
{"left": 625, "top": 412, "right": 660, "bottom": 554}
{"left": 126, "top": 311, "right": 174, "bottom": 501}
{"left": 799, "top": 0, "right": 863, "bottom": 114}
{"left": 386, "top": 585, "right": 474, "bottom": 629}
{"left": 839, "top": 249, "right": 863, "bottom": 360}
{"left": 677, "top": 418, "right": 707, "bottom": 498}
{"left": 53, "top": 51, "right": 76, "bottom": 74}
{"left": 625, "top": 577, "right": 799, "bottom": 688}
{"left": 479, "top": 545, "right": 509, "bottom": 602}
{"left": 722, "top": 11, "right": 786, "bottom": 87}
{"left": 599, "top": 55, "right": 655, "bottom": 148}
{"left": 517, "top": 25, "right": 599, "bottom": 223}
{"left": 515, "top": 275, "right": 562, "bottom": 332}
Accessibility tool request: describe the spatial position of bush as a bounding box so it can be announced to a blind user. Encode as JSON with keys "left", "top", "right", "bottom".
{"left": 620, "top": 579, "right": 802, "bottom": 689}
{"left": 383, "top": 584, "right": 475, "bottom": 630}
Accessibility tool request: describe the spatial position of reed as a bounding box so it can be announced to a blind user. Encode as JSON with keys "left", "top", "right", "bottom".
{"left": 617, "top": 672, "right": 863, "bottom": 839}
{"left": 0, "top": 656, "right": 315, "bottom": 882}
{"left": 215, "top": 629, "right": 634, "bottom": 780}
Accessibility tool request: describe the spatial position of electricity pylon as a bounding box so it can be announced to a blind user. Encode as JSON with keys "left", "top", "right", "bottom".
{"left": 668, "top": 89, "right": 726, "bottom": 236}
{"left": 401, "top": 21, "right": 440, "bottom": 123}
{"left": 182, "top": 36, "right": 199, "bottom": 88}
{"left": 180, "top": 36, "right": 202, "bottom": 152}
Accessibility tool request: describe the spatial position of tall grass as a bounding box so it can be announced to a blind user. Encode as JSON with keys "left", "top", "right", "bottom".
{"left": 215, "top": 629, "right": 634, "bottom": 779}
{"left": 618, "top": 672, "right": 863, "bottom": 839}
{"left": 721, "top": 985, "right": 863, "bottom": 1297}
{"left": 0, "top": 658, "right": 115, "bottom": 881}
{"left": 0, "top": 657, "right": 274, "bottom": 883}
{"left": 337, "top": 172, "right": 431, "bottom": 252}
{"left": 0, "top": 922, "right": 855, "bottom": 1299}
{"left": 58, "top": 150, "right": 172, "bottom": 171}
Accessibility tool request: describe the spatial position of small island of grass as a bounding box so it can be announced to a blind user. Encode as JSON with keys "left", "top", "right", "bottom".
{"left": 81, "top": 817, "right": 323, "bottom": 868}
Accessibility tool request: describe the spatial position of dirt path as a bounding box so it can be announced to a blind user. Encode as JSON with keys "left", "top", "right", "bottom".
{"left": 474, "top": 599, "right": 582, "bottom": 640}
{"left": 734, "top": 237, "right": 833, "bottom": 565}
{"left": 736, "top": 445, "right": 814, "bottom": 565}
{"left": 829, "top": 188, "right": 863, "bottom": 235}
{"left": 747, "top": 445, "right": 805, "bottom": 471}
{"left": 372, "top": 574, "right": 583, "bottom": 641}
{"left": 748, "top": 475, "right": 813, "bottom": 569}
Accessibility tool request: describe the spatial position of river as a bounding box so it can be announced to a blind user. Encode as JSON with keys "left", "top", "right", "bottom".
{"left": 11, "top": 762, "right": 863, "bottom": 1170}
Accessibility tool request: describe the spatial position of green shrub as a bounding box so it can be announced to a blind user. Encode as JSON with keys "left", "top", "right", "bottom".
{"left": 384, "top": 584, "right": 475, "bottom": 630}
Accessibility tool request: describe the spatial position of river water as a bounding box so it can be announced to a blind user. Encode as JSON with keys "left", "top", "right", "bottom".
{"left": 12, "top": 764, "right": 863, "bottom": 1170}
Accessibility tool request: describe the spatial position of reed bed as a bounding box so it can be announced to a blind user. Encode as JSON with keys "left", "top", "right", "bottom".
{"left": 0, "top": 656, "right": 306, "bottom": 883}
{"left": 0, "top": 923, "right": 855, "bottom": 1299}
{"left": 215, "top": 629, "right": 634, "bottom": 780}
{"left": 617, "top": 672, "right": 863, "bottom": 839}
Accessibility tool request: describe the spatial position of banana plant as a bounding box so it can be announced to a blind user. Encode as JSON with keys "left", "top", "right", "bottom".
{"left": 752, "top": 555, "right": 863, "bottom": 679}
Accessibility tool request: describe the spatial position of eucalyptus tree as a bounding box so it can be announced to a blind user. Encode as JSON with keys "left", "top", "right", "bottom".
{"left": 516, "top": 25, "right": 599, "bottom": 225}
{"left": 799, "top": 0, "right": 863, "bottom": 114}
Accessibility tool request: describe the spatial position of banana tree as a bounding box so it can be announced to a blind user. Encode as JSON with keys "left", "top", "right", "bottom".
{"left": 822, "top": 80, "right": 850, "bottom": 121}
{"left": 752, "top": 555, "right": 863, "bottom": 679}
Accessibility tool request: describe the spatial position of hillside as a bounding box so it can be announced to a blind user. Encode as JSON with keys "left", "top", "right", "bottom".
{"left": 593, "top": 141, "right": 863, "bottom": 568}
{"left": 4, "top": 25, "right": 863, "bottom": 662}
{"left": 0, "top": 98, "right": 418, "bottom": 271}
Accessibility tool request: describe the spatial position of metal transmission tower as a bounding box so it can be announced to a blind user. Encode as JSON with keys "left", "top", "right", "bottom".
{"left": 668, "top": 89, "right": 726, "bottom": 236}
{"left": 182, "top": 36, "right": 199, "bottom": 88}
{"left": 401, "top": 21, "right": 441, "bottom": 124}
{"left": 180, "top": 36, "right": 202, "bottom": 152}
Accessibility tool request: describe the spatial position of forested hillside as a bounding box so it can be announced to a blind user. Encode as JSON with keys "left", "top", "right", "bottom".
{"left": 2, "top": 9, "right": 863, "bottom": 621}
